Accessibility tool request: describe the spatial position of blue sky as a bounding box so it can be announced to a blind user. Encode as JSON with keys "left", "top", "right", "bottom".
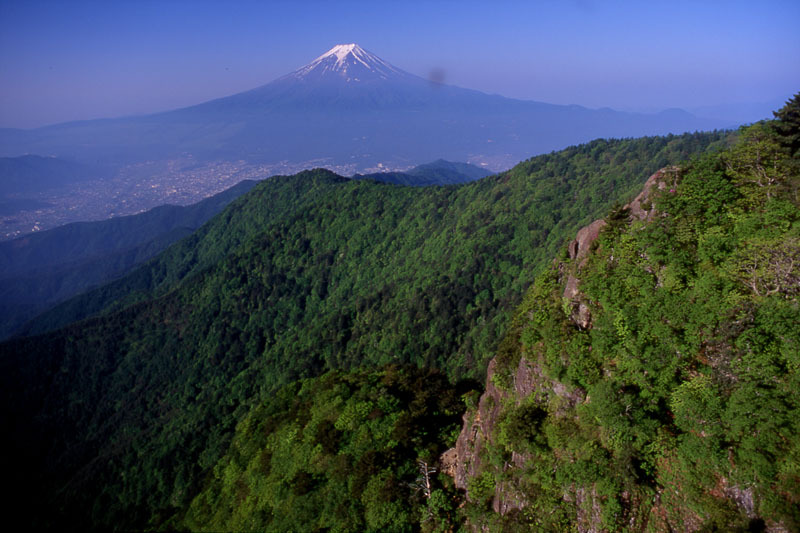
{"left": 1, "top": 0, "right": 798, "bottom": 128}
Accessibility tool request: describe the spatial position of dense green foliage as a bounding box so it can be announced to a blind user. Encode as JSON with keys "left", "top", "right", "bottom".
{"left": 25, "top": 132, "right": 728, "bottom": 339}
{"left": 0, "top": 158, "right": 485, "bottom": 342}
{"left": 0, "top": 131, "right": 728, "bottom": 530}
{"left": 478, "top": 119, "right": 799, "bottom": 530}
{"left": 181, "top": 365, "right": 474, "bottom": 532}
{"left": 773, "top": 92, "right": 800, "bottom": 157}
{"left": 0, "top": 180, "right": 257, "bottom": 339}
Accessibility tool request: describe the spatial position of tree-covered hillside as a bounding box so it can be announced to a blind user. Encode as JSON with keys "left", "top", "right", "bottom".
{"left": 0, "top": 131, "right": 728, "bottom": 531}
{"left": 23, "top": 132, "right": 727, "bottom": 340}
{"left": 0, "top": 160, "right": 486, "bottom": 340}
{"left": 456, "top": 97, "right": 800, "bottom": 531}
{"left": 181, "top": 365, "right": 476, "bottom": 532}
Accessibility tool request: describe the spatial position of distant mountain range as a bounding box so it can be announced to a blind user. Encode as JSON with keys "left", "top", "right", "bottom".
{"left": 0, "top": 44, "right": 727, "bottom": 172}
{"left": 356, "top": 159, "right": 491, "bottom": 186}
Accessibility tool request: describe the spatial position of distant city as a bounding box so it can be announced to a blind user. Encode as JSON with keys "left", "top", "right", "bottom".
{"left": 0, "top": 160, "right": 362, "bottom": 240}
{"left": 2, "top": 159, "right": 267, "bottom": 239}
{"left": 0, "top": 151, "right": 505, "bottom": 241}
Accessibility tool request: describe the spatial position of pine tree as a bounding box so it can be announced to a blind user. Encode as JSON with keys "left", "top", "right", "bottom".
{"left": 772, "top": 91, "right": 800, "bottom": 156}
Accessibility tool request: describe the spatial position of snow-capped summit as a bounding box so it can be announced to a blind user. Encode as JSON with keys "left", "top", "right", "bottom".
{"left": 289, "top": 43, "right": 409, "bottom": 82}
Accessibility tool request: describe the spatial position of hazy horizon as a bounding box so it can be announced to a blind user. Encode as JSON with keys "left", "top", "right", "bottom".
{"left": 1, "top": 0, "right": 798, "bottom": 129}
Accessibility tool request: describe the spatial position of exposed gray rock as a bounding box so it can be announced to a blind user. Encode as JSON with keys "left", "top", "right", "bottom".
{"left": 625, "top": 166, "right": 679, "bottom": 221}
{"left": 452, "top": 358, "right": 507, "bottom": 492}
{"left": 568, "top": 219, "right": 608, "bottom": 266}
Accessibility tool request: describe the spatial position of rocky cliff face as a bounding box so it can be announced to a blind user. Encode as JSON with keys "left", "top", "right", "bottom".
{"left": 562, "top": 166, "right": 678, "bottom": 331}
{"left": 448, "top": 168, "right": 674, "bottom": 499}
{"left": 451, "top": 354, "right": 588, "bottom": 517}
{"left": 443, "top": 162, "right": 797, "bottom": 532}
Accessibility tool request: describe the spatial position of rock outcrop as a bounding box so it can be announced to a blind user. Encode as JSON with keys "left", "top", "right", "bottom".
{"left": 625, "top": 166, "right": 679, "bottom": 222}
{"left": 561, "top": 166, "right": 679, "bottom": 330}
{"left": 563, "top": 218, "right": 606, "bottom": 329}
{"left": 441, "top": 165, "right": 792, "bottom": 532}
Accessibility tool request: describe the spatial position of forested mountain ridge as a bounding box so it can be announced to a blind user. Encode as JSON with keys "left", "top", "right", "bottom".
{"left": 21, "top": 132, "right": 726, "bottom": 340}
{"left": 0, "top": 131, "right": 730, "bottom": 531}
{"left": 0, "top": 158, "right": 482, "bottom": 341}
{"left": 451, "top": 97, "right": 800, "bottom": 531}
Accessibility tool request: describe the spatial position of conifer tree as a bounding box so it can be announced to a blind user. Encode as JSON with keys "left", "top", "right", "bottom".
{"left": 773, "top": 91, "right": 800, "bottom": 156}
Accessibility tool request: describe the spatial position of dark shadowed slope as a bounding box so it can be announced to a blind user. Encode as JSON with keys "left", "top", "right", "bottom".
{"left": 0, "top": 179, "right": 257, "bottom": 339}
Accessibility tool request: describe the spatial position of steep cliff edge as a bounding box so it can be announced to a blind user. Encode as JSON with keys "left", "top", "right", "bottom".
{"left": 446, "top": 118, "right": 800, "bottom": 532}
{"left": 449, "top": 168, "right": 681, "bottom": 531}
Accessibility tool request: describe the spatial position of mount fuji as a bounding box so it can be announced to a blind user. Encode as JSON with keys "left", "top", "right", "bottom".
{"left": 0, "top": 44, "right": 724, "bottom": 171}
{"left": 285, "top": 43, "right": 414, "bottom": 83}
